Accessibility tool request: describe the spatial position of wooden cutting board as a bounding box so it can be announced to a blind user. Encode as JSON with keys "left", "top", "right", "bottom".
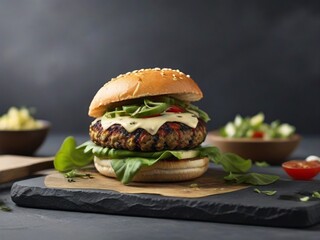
{"left": 0, "top": 155, "right": 53, "bottom": 184}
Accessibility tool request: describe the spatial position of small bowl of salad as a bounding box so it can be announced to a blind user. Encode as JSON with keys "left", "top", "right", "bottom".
{"left": 206, "top": 113, "right": 301, "bottom": 164}
{"left": 0, "top": 107, "right": 51, "bottom": 155}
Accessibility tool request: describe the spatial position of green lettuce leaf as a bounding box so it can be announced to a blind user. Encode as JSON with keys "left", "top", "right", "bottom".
{"left": 54, "top": 136, "right": 93, "bottom": 172}
{"left": 111, "top": 158, "right": 158, "bottom": 184}
{"left": 224, "top": 172, "right": 280, "bottom": 185}
{"left": 54, "top": 137, "right": 279, "bottom": 185}
{"left": 78, "top": 140, "right": 200, "bottom": 160}
{"left": 199, "top": 147, "right": 251, "bottom": 173}
{"left": 111, "top": 149, "right": 205, "bottom": 184}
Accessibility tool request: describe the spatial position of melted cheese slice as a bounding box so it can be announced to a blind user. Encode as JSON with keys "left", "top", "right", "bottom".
{"left": 96, "top": 112, "right": 198, "bottom": 135}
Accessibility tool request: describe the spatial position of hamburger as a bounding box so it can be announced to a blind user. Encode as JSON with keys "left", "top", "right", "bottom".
{"left": 54, "top": 68, "right": 279, "bottom": 186}
{"left": 86, "top": 68, "right": 210, "bottom": 183}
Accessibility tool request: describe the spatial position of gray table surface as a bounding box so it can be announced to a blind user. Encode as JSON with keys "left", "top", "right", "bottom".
{"left": 1, "top": 134, "right": 320, "bottom": 240}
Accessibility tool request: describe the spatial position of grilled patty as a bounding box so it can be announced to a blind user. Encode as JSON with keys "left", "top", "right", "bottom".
{"left": 89, "top": 120, "right": 207, "bottom": 152}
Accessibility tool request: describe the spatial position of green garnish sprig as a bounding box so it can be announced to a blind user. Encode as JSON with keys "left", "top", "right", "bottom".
{"left": 64, "top": 169, "right": 94, "bottom": 182}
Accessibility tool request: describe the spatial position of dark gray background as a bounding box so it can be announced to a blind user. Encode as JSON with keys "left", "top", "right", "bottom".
{"left": 0, "top": 0, "right": 319, "bottom": 135}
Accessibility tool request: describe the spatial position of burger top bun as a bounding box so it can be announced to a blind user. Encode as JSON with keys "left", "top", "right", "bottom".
{"left": 88, "top": 68, "right": 203, "bottom": 117}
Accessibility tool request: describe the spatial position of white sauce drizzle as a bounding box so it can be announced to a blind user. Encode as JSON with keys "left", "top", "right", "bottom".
{"left": 96, "top": 112, "right": 199, "bottom": 135}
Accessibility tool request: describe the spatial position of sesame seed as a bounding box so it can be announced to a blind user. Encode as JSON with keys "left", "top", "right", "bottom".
{"left": 111, "top": 68, "right": 190, "bottom": 81}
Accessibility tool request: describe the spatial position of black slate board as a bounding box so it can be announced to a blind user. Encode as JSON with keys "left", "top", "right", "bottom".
{"left": 10, "top": 176, "right": 320, "bottom": 228}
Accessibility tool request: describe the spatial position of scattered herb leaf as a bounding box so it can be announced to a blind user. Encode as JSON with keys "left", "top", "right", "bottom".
{"left": 255, "top": 161, "right": 270, "bottom": 167}
{"left": 254, "top": 188, "right": 261, "bottom": 193}
{"left": 300, "top": 196, "right": 310, "bottom": 202}
{"left": 0, "top": 200, "right": 12, "bottom": 212}
{"left": 312, "top": 191, "right": 320, "bottom": 199}
{"left": 254, "top": 188, "right": 277, "bottom": 196}
{"left": 64, "top": 169, "right": 93, "bottom": 182}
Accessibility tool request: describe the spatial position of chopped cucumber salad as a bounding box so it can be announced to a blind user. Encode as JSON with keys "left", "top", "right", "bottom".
{"left": 220, "top": 113, "right": 295, "bottom": 139}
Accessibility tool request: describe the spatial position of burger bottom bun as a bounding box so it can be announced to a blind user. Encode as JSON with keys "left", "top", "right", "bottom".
{"left": 94, "top": 156, "right": 209, "bottom": 182}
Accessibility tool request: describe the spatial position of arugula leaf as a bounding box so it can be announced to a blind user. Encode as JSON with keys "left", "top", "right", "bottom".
{"left": 111, "top": 158, "right": 158, "bottom": 184}
{"left": 219, "top": 153, "right": 252, "bottom": 173}
{"left": 198, "top": 146, "right": 222, "bottom": 161}
{"left": 198, "top": 147, "right": 251, "bottom": 173}
{"left": 224, "top": 172, "right": 279, "bottom": 185}
{"left": 111, "top": 150, "right": 200, "bottom": 184}
{"left": 54, "top": 136, "right": 93, "bottom": 172}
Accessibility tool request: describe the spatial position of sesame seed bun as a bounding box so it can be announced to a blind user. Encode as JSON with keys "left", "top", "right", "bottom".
{"left": 88, "top": 68, "right": 203, "bottom": 117}
{"left": 94, "top": 156, "right": 209, "bottom": 183}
